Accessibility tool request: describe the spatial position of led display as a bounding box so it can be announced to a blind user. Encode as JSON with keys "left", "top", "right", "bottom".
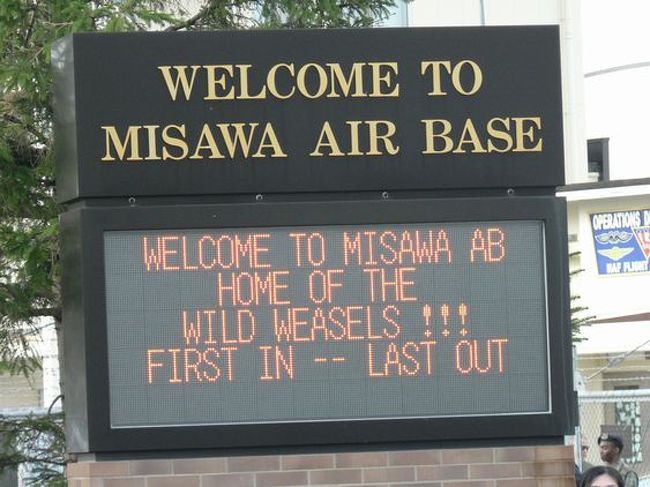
{"left": 103, "top": 220, "right": 549, "bottom": 428}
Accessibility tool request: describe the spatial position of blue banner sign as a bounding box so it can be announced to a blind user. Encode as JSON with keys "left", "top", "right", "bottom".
{"left": 591, "top": 209, "right": 650, "bottom": 275}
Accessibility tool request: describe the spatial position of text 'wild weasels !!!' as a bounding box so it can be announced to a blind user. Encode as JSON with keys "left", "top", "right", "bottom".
{"left": 141, "top": 226, "right": 511, "bottom": 384}
{"left": 100, "top": 60, "right": 544, "bottom": 162}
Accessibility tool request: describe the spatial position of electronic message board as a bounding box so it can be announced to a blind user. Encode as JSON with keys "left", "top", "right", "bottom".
{"left": 60, "top": 197, "right": 573, "bottom": 453}
{"left": 52, "top": 26, "right": 564, "bottom": 203}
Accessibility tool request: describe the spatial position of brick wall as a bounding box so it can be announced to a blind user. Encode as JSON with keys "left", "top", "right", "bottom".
{"left": 66, "top": 445, "right": 576, "bottom": 486}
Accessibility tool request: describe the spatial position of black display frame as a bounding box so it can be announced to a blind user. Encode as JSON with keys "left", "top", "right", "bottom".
{"left": 60, "top": 196, "right": 573, "bottom": 453}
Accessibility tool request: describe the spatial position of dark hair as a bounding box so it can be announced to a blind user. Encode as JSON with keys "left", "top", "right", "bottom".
{"left": 598, "top": 433, "right": 624, "bottom": 453}
{"left": 581, "top": 466, "right": 624, "bottom": 487}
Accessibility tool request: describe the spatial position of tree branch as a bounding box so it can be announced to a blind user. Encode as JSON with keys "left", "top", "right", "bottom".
{"left": 23, "top": 1, "right": 40, "bottom": 48}
{"left": 164, "top": 4, "right": 210, "bottom": 31}
{"left": 2, "top": 112, "right": 49, "bottom": 147}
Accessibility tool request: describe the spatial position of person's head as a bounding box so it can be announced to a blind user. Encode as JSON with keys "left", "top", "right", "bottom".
{"left": 581, "top": 465, "right": 624, "bottom": 487}
{"left": 597, "top": 434, "right": 624, "bottom": 464}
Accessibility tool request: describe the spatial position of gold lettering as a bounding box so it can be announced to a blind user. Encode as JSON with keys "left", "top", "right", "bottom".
{"left": 218, "top": 123, "right": 258, "bottom": 158}
{"left": 189, "top": 124, "right": 224, "bottom": 160}
{"left": 451, "top": 60, "right": 483, "bottom": 95}
{"left": 367, "top": 120, "right": 400, "bottom": 155}
{"left": 420, "top": 61, "right": 452, "bottom": 96}
{"left": 143, "top": 125, "right": 160, "bottom": 160}
{"left": 310, "top": 121, "right": 344, "bottom": 156}
{"left": 327, "top": 62, "right": 366, "bottom": 97}
{"left": 297, "top": 63, "right": 328, "bottom": 99}
{"left": 513, "top": 117, "right": 543, "bottom": 152}
{"left": 347, "top": 121, "right": 363, "bottom": 156}
{"left": 101, "top": 125, "right": 142, "bottom": 161}
{"left": 267, "top": 63, "right": 296, "bottom": 99}
{"left": 421, "top": 119, "right": 453, "bottom": 154}
{"left": 158, "top": 65, "right": 201, "bottom": 101}
{"left": 452, "top": 118, "right": 487, "bottom": 153}
{"left": 204, "top": 65, "right": 235, "bottom": 100}
{"left": 162, "top": 124, "right": 189, "bottom": 160}
{"left": 236, "top": 65, "right": 267, "bottom": 100}
{"left": 421, "top": 60, "right": 482, "bottom": 96}
{"left": 368, "top": 62, "right": 399, "bottom": 97}
{"left": 486, "top": 118, "right": 514, "bottom": 153}
{"left": 253, "top": 123, "right": 287, "bottom": 158}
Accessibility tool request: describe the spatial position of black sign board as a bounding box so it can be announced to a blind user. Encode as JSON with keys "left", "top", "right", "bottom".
{"left": 53, "top": 26, "right": 564, "bottom": 203}
{"left": 60, "top": 197, "right": 574, "bottom": 453}
{"left": 55, "top": 26, "right": 574, "bottom": 455}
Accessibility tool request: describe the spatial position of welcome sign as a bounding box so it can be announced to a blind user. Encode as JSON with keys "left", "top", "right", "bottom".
{"left": 55, "top": 27, "right": 573, "bottom": 454}
{"left": 53, "top": 26, "right": 564, "bottom": 202}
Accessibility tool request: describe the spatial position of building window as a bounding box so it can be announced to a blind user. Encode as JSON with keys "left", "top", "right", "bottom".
{"left": 587, "top": 138, "right": 610, "bottom": 182}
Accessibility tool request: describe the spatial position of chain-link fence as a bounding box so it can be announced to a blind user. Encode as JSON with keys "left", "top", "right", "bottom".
{"left": 578, "top": 389, "right": 650, "bottom": 482}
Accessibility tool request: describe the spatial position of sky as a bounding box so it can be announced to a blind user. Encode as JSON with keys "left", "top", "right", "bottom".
{"left": 581, "top": 0, "right": 650, "bottom": 73}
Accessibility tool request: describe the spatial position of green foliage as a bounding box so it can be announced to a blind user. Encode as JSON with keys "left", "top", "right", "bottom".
{"left": 0, "top": 0, "right": 398, "bottom": 485}
{"left": 569, "top": 252, "right": 595, "bottom": 342}
{"left": 0, "top": 412, "right": 66, "bottom": 486}
{"left": 164, "top": 0, "right": 396, "bottom": 30}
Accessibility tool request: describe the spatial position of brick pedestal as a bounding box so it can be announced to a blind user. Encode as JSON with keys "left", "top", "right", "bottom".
{"left": 66, "top": 445, "right": 576, "bottom": 487}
